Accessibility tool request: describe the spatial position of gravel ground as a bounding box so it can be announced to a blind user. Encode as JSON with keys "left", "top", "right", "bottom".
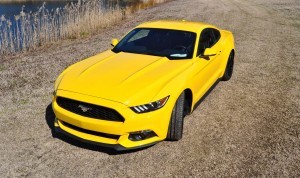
{"left": 0, "top": 0, "right": 299, "bottom": 177}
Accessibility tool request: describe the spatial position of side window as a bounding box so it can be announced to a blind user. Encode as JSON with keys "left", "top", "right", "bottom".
{"left": 197, "top": 28, "right": 220, "bottom": 56}
{"left": 211, "top": 28, "right": 221, "bottom": 43}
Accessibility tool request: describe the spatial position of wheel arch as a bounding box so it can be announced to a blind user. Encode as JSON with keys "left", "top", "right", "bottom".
{"left": 220, "top": 48, "right": 235, "bottom": 78}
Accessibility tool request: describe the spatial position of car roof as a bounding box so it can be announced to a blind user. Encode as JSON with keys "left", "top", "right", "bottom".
{"left": 136, "top": 20, "right": 217, "bottom": 33}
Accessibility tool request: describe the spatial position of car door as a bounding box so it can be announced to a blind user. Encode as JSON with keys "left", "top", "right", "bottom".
{"left": 191, "top": 28, "right": 223, "bottom": 102}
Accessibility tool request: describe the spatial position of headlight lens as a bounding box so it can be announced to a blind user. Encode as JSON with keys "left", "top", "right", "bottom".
{"left": 130, "top": 96, "right": 169, "bottom": 113}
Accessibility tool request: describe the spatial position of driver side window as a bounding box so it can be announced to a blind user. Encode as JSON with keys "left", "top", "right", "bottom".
{"left": 197, "top": 28, "right": 219, "bottom": 56}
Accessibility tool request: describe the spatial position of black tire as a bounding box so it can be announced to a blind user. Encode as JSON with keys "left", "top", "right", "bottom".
{"left": 166, "top": 92, "right": 185, "bottom": 141}
{"left": 221, "top": 51, "right": 234, "bottom": 81}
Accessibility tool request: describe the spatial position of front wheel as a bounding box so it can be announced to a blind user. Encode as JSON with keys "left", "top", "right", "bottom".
{"left": 166, "top": 92, "right": 185, "bottom": 141}
{"left": 221, "top": 51, "right": 234, "bottom": 81}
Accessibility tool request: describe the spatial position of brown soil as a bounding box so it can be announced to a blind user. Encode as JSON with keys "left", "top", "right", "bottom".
{"left": 0, "top": 0, "right": 299, "bottom": 177}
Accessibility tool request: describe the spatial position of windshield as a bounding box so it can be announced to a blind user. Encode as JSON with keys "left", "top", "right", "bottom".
{"left": 112, "top": 28, "right": 196, "bottom": 59}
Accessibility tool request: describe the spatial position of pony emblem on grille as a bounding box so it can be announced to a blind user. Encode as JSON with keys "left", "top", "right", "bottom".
{"left": 78, "top": 104, "right": 92, "bottom": 112}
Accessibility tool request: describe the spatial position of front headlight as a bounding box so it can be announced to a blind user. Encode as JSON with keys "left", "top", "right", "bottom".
{"left": 130, "top": 96, "right": 169, "bottom": 114}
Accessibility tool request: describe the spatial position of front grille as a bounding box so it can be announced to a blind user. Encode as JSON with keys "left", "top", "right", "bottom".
{"left": 56, "top": 97, "right": 125, "bottom": 122}
{"left": 61, "top": 121, "right": 120, "bottom": 140}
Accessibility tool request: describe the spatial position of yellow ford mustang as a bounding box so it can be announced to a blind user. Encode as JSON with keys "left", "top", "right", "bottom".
{"left": 52, "top": 20, "right": 235, "bottom": 150}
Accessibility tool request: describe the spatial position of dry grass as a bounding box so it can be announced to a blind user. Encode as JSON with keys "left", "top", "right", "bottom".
{"left": 0, "top": 0, "right": 169, "bottom": 55}
{"left": 0, "top": 0, "right": 74, "bottom": 2}
{"left": 0, "top": 0, "right": 299, "bottom": 177}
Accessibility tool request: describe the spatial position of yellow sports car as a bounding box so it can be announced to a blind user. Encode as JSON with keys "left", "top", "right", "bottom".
{"left": 52, "top": 20, "right": 235, "bottom": 150}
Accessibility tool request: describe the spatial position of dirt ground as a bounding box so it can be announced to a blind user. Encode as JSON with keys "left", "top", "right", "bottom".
{"left": 0, "top": 0, "right": 299, "bottom": 177}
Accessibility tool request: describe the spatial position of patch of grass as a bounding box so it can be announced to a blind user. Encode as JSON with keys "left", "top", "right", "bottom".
{"left": 0, "top": 65, "right": 5, "bottom": 71}
{"left": 79, "top": 31, "right": 90, "bottom": 38}
{"left": 19, "top": 99, "right": 29, "bottom": 105}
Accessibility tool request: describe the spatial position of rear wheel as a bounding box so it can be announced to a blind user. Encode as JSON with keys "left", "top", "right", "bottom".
{"left": 221, "top": 51, "right": 234, "bottom": 81}
{"left": 166, "top": 92, "right": 185, "bottom": 141}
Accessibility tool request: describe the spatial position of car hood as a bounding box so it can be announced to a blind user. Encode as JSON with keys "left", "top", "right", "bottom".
{"left": 58, "top": 50, "right": 192, "bottom": 106}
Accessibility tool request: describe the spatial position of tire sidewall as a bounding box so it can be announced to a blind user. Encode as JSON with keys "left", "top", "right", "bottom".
{"left": 166, "top": 92, "right": 185, "bottom": 141}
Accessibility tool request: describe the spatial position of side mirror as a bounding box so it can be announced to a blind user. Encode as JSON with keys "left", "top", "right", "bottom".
{"left": 199, "top": 48, "right": 217, "bottom": 58}
{"left": 111, "top": 38, "right": 119, "bottom": 47}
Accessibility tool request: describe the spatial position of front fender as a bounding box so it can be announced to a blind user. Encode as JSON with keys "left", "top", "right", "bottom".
{"left": 219, "top": 30, "right": 235, "bottom": 77}
{"left": 152, "top": 60, "right": 193, "bottom": 104}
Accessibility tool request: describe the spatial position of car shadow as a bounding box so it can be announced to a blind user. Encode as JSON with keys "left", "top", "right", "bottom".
{"left": 45, "top": 103, "right": 152, "bottom": 155}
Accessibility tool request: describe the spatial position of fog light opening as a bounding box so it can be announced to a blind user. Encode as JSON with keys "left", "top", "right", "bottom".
{"left": 129, "top": 130, "right": 157, "bottom": 141}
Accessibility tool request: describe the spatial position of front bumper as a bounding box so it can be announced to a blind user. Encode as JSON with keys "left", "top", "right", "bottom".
{"left": 52, "top": 90, "right": 175, "bottom": 150}
{"left": 54, "top": 122, "right": 158, "bottom": 151}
